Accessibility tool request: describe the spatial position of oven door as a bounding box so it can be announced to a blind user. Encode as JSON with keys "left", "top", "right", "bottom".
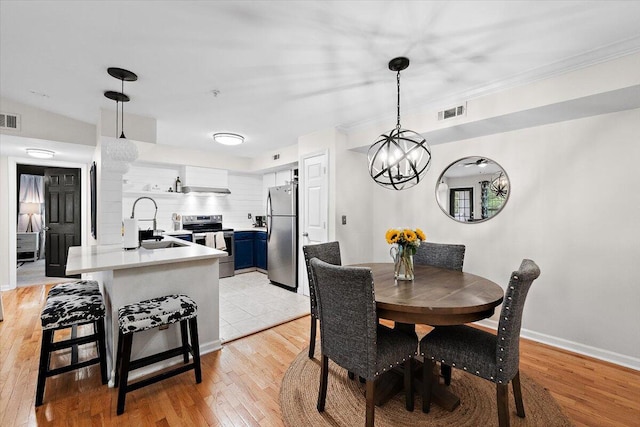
{"left": 193, "top": 233, "right": 206, "bottom": 246}
{"left": 193, "top": 232, "right": 231, "bottom": 256}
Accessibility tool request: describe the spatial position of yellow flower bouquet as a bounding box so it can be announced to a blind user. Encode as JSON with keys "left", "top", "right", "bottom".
{"left": 386, "top": 228, "right": 426, "bottom": 281}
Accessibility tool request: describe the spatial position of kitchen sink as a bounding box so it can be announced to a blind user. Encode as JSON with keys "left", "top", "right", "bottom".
{"left": 140, "top": 240, "right": 188, "bottom": 249}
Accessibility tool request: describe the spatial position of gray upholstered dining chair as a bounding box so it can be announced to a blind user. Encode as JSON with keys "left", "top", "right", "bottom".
{"left": 420, "top": 259, "right": 540, "bottom": 427}
{"left": 302, "top": 242, "right": 342, "bottom": 359}
{"left": 414, "top": 241, "right": 466, "bottom": 384}
{"left": 310, "top": 258, "right": 418, "bottom": 427}
{"left": 414, "top": 242, "right": 466, "bottom": 272}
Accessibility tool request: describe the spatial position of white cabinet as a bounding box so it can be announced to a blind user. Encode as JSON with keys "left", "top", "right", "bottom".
{"left": 275, "top": 169, "right": 292, "bottom": 186}
{"left": 182, "top": 166, "right": 228, "bottom": 189}
{"left": 17, "top": 232, "right": 39, "bottom": 262}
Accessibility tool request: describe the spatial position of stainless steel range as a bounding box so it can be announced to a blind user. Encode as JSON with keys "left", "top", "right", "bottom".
{"left": 181, "top": 214, "right": 234, "bottom": 278}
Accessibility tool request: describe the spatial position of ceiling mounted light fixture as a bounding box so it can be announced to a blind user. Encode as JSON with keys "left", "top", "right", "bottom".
{"left": 491, "top": 171, "right": 509, "bottom": 198}
{"left": 103, "top": 67, "right": 139, "bottom": 172}
{"left": 26, "top": 148, "right": 55, "bottom": 159}
{"left": 213, "top": 132, "right": 244, "bottom": 146}
{"left": 368, "top": 57, "right": 431, "bottom": 190}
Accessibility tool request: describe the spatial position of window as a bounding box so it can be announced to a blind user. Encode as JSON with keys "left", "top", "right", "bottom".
{"left": 449, "top": 188, "right": 473, "bottom": 222}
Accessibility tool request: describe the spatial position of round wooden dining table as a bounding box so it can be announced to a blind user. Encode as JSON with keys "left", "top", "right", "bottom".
{"left": 360, "top": 263, "right": 505, "bottom": 326}
{"left": 353, "top": 263, "right": 505, "bottom": 411}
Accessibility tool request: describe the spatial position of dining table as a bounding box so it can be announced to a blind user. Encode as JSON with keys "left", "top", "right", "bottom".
{"left": 353, "top": 262, "right": 505, "bottom": 411}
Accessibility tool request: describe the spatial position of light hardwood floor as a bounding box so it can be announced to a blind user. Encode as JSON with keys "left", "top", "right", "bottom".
{"left": 0, "top": 284, "right": 638, "bottom": 426}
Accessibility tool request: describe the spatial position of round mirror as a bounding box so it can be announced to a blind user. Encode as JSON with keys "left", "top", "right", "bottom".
{"left": 435, "top": 156, "right": 510, "bottom": 223}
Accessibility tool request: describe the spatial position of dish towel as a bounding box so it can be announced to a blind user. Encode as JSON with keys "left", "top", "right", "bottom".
{"left": 204, "top": 232, "right": 216, "bottom": 248}
{"left": 214, "top": 232, "right": 227, "bottom": 250}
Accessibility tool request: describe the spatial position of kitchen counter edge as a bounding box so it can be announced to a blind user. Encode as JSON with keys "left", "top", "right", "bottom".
{"left": 66, "top": 236, "right": 226, "bottom": 275}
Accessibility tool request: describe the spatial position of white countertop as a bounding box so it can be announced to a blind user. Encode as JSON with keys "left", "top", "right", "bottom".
{"left": 66, "top": 236, "right": 226, "bottom": 275}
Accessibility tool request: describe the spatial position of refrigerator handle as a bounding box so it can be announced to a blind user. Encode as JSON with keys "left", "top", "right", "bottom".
{"left": 266, "top": 192, "right": 272, "bottom": 241}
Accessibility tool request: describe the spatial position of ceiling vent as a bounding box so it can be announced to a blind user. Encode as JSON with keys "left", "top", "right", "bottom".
{"left": 0, "top": 112, "right": 21, "bottom": 130}
{"left": 437, "top": 103, "right": 466, "bottom": 121}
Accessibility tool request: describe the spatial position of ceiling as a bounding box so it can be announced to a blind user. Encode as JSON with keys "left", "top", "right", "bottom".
{"left": 2, "top": 1, "right": 640, "bottom": 160}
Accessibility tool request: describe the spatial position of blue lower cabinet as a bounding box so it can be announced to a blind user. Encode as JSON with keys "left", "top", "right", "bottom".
{"left": 234, "top": 232, "right": 255, "bottom": 270}
{"left": 254, "top": 232, "right": 267, "bottom": 270}
{"left": 234, "top": 231, "right": 267, "bottom": 270}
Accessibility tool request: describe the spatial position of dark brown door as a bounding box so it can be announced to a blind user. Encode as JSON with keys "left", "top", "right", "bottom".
{"left": 44, "top": 168, "right": 81, "bottom": 278}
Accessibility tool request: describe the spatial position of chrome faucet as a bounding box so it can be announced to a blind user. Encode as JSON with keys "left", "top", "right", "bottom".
{"left": 131, "top": 196, "right": 158, "bottom": 231}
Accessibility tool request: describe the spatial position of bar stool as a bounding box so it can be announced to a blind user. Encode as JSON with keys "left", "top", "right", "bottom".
{"left": 36, "top": 291, "right": 108, "bottom": 406}
{"left": 115, "top": 294, "right": 202, "bottom": 415}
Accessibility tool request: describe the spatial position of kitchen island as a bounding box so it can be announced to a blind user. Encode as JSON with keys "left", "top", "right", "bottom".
{"left": 66, "top": 236, "right": 226, "bottom": 386}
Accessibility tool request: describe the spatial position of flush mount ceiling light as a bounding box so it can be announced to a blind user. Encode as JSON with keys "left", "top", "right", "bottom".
{"left": 103, "top": 67, "right": 139, "bottom": 172}
{"left": 368, "top": 57, "right": 431, "bottom": 190}
{"left": 213, "top": 132, "right": 244, "bottom": 146}
{"left": 26, "top": 148, "right": 55, "bottom": 159}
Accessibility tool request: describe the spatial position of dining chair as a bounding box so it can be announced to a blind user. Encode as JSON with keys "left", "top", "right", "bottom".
{"left": 310, "top": 258, "right": 418, "bottom": 427}
{"left": 413, "top": 241, "right": 466, "bottom": 384}
{"left": 419, "top": 259, "right": 541, "bottom": 427}
{"left": 302, "top": 242, "right": 342, "bottom": 359}
{"left": 414, "top": 242, "right": 466, "bottom": 271}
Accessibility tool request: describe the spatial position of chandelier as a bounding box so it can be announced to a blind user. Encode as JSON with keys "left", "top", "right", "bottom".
{"left": 103, "top": 67, "right": 139, "bottom": 172}
{"left": 368, "top": 57, "right": 431, "bottom": 190}
{"left": 491, "top": 171, "right": 509, "bottom": 198}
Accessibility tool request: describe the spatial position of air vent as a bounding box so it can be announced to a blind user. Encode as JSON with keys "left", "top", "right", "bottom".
{"left": 0, "top": 112, "right": 21, "bottom": 130}
{"left": 437, "top": 104, "right": 466, "bottom": 121}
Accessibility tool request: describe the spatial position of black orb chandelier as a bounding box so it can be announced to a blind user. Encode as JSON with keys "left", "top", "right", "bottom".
{"left": 368, "top": 57, "right": 431, "bottom": 190}
{"left": 491, "top": 171, "right": 509, "bottom": 198}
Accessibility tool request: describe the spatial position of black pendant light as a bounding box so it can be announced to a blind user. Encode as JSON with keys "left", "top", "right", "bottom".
{"left": 103, "top": 67, "right": 139, "bottom": 172}
{"left": 368, "top": 57, "right": 431, "bottom": 190}
{"left": 491, "top": 171, "right": 509, "bottom": 198}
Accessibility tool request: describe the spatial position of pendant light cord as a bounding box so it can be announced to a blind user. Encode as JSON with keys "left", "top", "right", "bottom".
{"left": 120, "top": 78, "right": 126, "bottom": 139}
{"left": 396, "top": 70, "right": 401, "bottom": 129}
{"left": 115, "top": 99, "right": 119, "bottom": 137}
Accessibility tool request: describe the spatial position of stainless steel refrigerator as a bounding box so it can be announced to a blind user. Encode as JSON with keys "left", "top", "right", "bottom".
{"left": 267, "top": 183, "right": 298, "bottom": 290}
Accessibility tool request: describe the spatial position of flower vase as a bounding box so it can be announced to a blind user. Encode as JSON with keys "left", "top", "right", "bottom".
{"left": 392, "top": 245, "right": 414, "bottom": 281}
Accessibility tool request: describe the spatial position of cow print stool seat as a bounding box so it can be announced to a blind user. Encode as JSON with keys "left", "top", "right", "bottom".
{"left": 36, "top": 290, "right": 108, "bottom": 406}
{"left": 115, "top": 294, "right": 202, "bottom": 415}
{"left": 47, "top": 280, "right": 101, "bottom": 298}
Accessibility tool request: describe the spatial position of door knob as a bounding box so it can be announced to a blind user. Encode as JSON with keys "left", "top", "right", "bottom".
{"left": 43, "top": 226, "right": 50, "bottom": 231}
{"left": 302, "top": 232, "right": 309, "bottom": 237}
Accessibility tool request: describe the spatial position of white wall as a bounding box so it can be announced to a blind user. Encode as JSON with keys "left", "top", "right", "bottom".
{"left": 1, "top": 97, "right": 95, "bottom": 146}
{"left": 362, "top": 109, "right": 640, "bottom": 368}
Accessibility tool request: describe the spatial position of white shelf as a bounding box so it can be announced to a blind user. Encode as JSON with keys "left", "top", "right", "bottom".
{"left": 122, "top": 190, "right": 222, "bottom": 198}
{"left": 123, "top": 190, "right": 182, "bottom": 198}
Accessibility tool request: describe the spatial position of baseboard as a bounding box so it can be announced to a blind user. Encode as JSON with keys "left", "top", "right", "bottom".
{"left": 476, "top": 319, "right": 640, "bottom": 371}
{"left": 124, "top": 339, "right": 223, "bottom": 383}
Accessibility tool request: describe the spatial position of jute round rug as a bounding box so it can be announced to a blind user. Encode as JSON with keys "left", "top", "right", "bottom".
{"left": 280, "top": 349, "right": 573, "bottom": 426}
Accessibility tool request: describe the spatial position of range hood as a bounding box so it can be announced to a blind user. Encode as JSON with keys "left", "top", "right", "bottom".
{"left": 182, "top": 185, "right": 230, "bottom": 195}
{"left": 182, "top": 166, "right": 230, "bottom": 195}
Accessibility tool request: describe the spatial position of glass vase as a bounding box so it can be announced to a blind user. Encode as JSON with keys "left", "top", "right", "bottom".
{"left": 392, "top": 245, "right": 414, "bottom": 281}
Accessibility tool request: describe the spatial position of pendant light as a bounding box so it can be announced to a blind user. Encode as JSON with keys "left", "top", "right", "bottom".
{"left": 103, "top": 67, "right": 139, "bottom": 172}
{"left": 368, "top": 57, "right": 431, "bottom": 190}
{"left": 491, "top": 171, "right": 509, "bottom": 198}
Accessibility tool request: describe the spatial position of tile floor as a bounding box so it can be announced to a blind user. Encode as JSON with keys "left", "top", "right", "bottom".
{"left": 16, "top": 259, "right": 69, "bottom": 287}
{"left": 219, "top": 271, "right": 310, "bottom": 343}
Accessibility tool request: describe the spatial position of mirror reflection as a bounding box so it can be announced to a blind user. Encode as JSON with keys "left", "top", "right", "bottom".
{"left": 436, "top": 156, "right": 510, "bottom": 223}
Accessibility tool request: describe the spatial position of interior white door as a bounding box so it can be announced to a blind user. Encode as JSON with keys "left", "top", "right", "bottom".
{"left": 301, "top": 152, "right": 328, "bottom": 297}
